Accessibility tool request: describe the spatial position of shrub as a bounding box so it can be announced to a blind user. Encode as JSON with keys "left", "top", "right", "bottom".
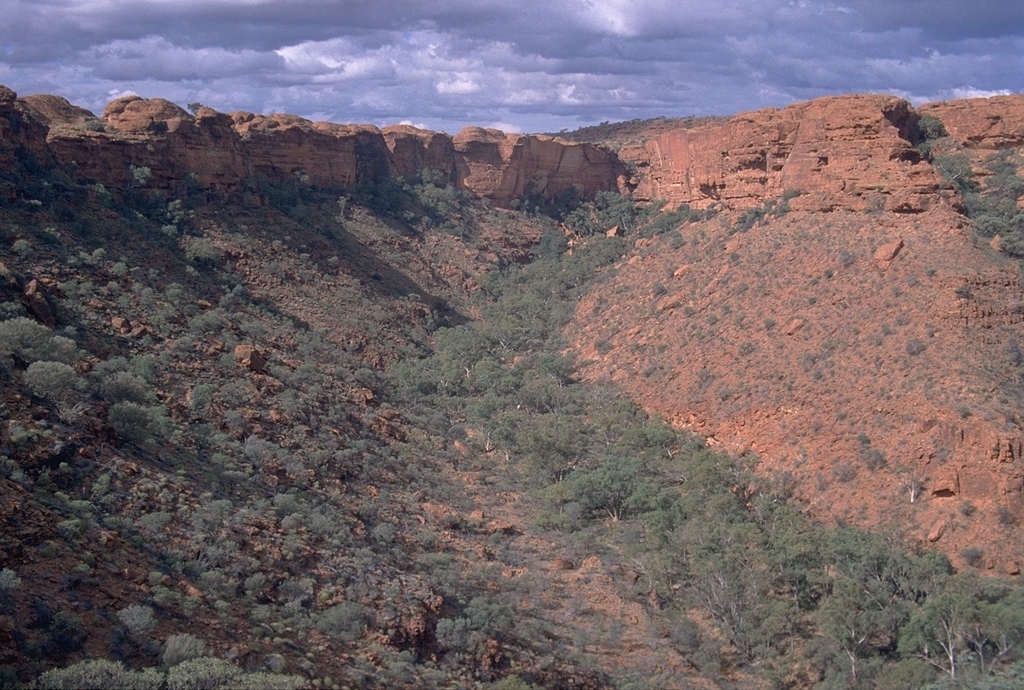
{"left": 12, "top": 239, "right": 33, "bottom": 257}
{"left": 917, "top": 114, "right": 948, "bottom": 142}
{"left": 832, "top": 462, "right": 858, "bottom": 483}
{"left": 315, "top": 601, "right": 370, "bottom": 641}
{"left": 100, "top": 371, "right": 152, "bottom": 404}
{"left": 183, "top": 238, "right": 223, "bottom": 265}
{"left": 997, "top": 506, "right": 1015, "bottom": 526}
{"left": 167, "top": 657, "right": 305, "bottom": 690}
{"left": 117, "top": 604, "right": 157, "bottom": 643}
{"left": 108, "top": 402, "right": 165, "bottom": 444}
{"left": 32, "top": 659, "right": 163, "bottom": 690}
{"left": 23, "top": 361, "right": 79, "bottom": 400}
{"left": 0, "top": 568, "right": 20, "bottom": 611}
{"left": 0, "top": 317, "right": 79, "bottom": 363}
{"left": 162, "top": 633, "right": 208, "bottom": 668}
{"left": 905, "top": 339, "right": 927, "bottom": 356}
{"left": 962, "top": 547, "right": 985, "bottom": 568}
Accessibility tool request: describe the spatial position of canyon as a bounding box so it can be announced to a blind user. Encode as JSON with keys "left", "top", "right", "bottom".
{"left": 4, "top": 82, "right": 1024, "bottom": 686}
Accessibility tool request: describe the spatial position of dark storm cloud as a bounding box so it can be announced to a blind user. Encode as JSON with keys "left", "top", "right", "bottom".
{"left": 0, "top": 0, "right": 1020, "bottom": 132}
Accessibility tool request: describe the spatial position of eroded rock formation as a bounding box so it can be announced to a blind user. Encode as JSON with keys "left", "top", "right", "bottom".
{"left": 920, "top": 95, "right": 1024, "bottom": 150}
{"left": 2, "top": 86, "right": 623, "bottom": 205}
{"left": 622, "top": 95, "right": 946, "bottom": 213}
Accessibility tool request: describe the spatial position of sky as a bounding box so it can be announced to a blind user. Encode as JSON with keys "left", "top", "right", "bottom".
{"left": 1, "top": 0, "right": 1022, "bottom": 134}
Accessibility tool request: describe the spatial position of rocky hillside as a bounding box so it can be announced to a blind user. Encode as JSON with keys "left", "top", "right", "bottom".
{"left": 564, "top": 93, "right": 1024, "bottom": 573}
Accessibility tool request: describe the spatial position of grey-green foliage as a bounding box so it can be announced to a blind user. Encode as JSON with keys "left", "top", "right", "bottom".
{"left": 162, "top": 633, "right": 209, "bottom": 668}
{"left": 100, "top": 370, "right": 153, "bottom": 404}
{"left": 933, "top": 151, "right": 1024, "bottom": 257}
{"left": 189, "top": 383, "right": 215, "bottom": 414}
{"left": 23, "top": 361, "right": 80, "bottom": 400}
{"left": 315, "top": 601, "right": 369, "bottom": 641}
{"left": 0, "top": 317, "right": 79, "bottom": 364}
{"left": 166, "top": 657, "right": 306, "bottom": 690}
{"left": 108, "top": 402, "right": 166, "bottom": 444}
{"left": 117, "top": 603, "right": 157, "bottom": 643}
{"left": 0, "top": 568, "right": 20, "bottom": 594}
{"left": 183, "top": 237, "right": 223, "bottom": 264}
{"left": 33, "top": 659, "right": 164, "bottom": 690}
{"left": 33, "top": 658, "right": 306, "bottom": 690}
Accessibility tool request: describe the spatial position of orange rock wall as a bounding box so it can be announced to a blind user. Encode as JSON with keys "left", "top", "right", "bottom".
{"left": 3, "top": 87, "right": 622, "bottom": 205}
{"left": 452, "top": 127, "right": 627, "bottom": 207}
{"left": 624, "top": 95, "right": 946, "bottom": 213}
{"left": 919, "top": 95, "right": 1024, "bottom": 149}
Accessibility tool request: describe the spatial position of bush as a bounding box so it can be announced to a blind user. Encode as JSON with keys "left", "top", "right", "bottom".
{"left": 0, "top": 568, "right": 20, "bottom": 595}
{"left": 33, "top": 659, "right": 164, "bottom": 690}
{"left": 315, "top": 601, "right": 369, "bottom": 641}
{"left": 183, "top": 238, "right": 223, "bottom": 265}
{"left": 100, "top": 371, "right": 152, "bottom": 404}
{"left": 0, "top": 318, "right": 78, "bottom": 364}
{"left": 108, "top": 402, "right": 165, "bottom": 444}
{"left": 962, "top": 547, "right": 985, "bottom": 567}
{"left": 166, "top": 657, "right": 305, "bottom": 690}
{"left": 23, "top": 361, "right": 79, "bottom": 400}
{"left": 117, "top": 604, "right": 156, "bottom": 643}
{"left": 163, "top": 633, "right": 209, "bottom": 668}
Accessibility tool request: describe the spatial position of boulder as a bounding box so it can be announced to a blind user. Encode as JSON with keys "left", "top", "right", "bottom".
{"left": 233, "top": 344, "right": 267, "bottom": 374}
{"left": 873, "top": 239, "right": 905, "bottom": 270}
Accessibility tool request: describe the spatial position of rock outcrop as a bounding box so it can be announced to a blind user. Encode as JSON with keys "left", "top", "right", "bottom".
{"left": 2, "top": 86, "right": 623, "bottom": 206}
{"left": 453, "top": 127, "right": 628, "bottom": 207}
{"left": 19, "top": 94, "right": 97, "bottom": 126}
{"left": 383, "top": 125, "right": 456, "bottom": 183}
{"left": 0, "top": 86, "right": 50, "bottom": 176}
{"left": 623, "top": 95, "right": 946, "bottom": 213}
{"left": 231, "top": 112, "right": 390, "bottom": 188}
{"left": 919, "top": 95, "right": 1024, "bottom": 150}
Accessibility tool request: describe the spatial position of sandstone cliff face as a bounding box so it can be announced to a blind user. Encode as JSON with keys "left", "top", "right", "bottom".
{"left": 0, "top": 86, "right": 50, "bottom": 179}
{"left": 231, "top": 113, "right": 391, "bottom": 187}
{"left": 1, "top": 86, "right": 623, "bottom": 205}
{"left": 19, "top": 94, "right": 96, "bottom": 126}
{"left": 453, "top": 127, "right": 628, "bottom": 206}
{"left": 920, "top": 95, "right": 1024, "bottom": 150}
{"left": 383, "top": 125, "right": 456, "bottom": 183}
{"left": 623, "top": 95, "right": 946, "bottom": 213}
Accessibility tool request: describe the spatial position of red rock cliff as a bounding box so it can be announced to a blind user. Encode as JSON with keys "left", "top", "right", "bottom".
{"left": 383, "top": 125, "right": 456, "bottom": 183}
{"left": 2, "top": 86, "right": 624, "bottom": 206}
{"left": 919, "top": 95, "right": 1024, "bottom": 150}
{"left": 623, "top": 94, "right": 946, "bottom": 213}
{"left": 0, "top": 86, "right": 51, "bottom": 178}
{"left": 453, "top": 127, "right": 628, "bottom": 206}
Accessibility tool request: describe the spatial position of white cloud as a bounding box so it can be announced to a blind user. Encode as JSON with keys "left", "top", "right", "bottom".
{"left": 950, "top": 87, "right": 1013, "bottom": 99}
{"left": 435, "top": 76, "right": 480, "bottom": 94}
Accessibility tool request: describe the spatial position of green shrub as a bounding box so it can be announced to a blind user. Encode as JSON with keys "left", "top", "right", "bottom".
{"left": 315, "top": 601, "right": 369, "bottom": 641}
{"left": 961, "top": 547, "right": 985, "bottom": 567}
{"left": 117, "top": 604, "right": 157, "bottom": 643}
{"left": 167, "top": 657, "right": 305, "bottom": 690}
{"left": 100, "top": 371, "right": 152, "bottom": 404}
{"left": 12, "top": 239, "right": 33, "bottom": 257}
{"left": 23, "top": 361, "right": 79, "bottom": 400}
{"left": 163, "top": 633, "right": 209, "bottom": 669}
{"left": 183, "top": 238, "right": 223, "bottom": 265}
{"left": 108, "top": 402, "right": 165, "bottom": 444}
{"left": 0, "top": 318, "right": 79, "bottom": 364}
{"left": 33, "top": 659, "right": 164, "bottom": 690}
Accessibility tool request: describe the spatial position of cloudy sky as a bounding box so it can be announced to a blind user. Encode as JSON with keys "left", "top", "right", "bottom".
{"left": 1, "top": 0, "right": 1022, "bottom": 133}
